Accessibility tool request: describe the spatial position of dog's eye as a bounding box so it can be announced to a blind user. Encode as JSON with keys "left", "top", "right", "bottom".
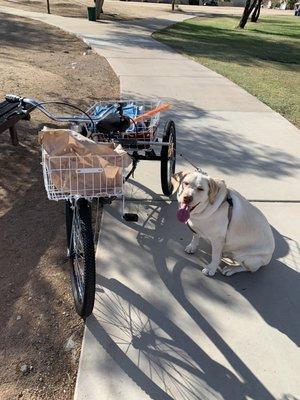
{"left": 183, "top": 182, "right": 189, "bottom": 186}
{"left": 197, "top": 187, "right": 203, "bottom": 191}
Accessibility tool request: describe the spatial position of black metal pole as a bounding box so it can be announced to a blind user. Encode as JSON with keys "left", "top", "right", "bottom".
{"left": 46, "top": 0, "right": 50, "bottom": 14}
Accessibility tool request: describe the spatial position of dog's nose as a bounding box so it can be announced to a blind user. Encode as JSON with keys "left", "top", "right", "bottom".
{"left": 183, "top": 195, "right": 193, "bottom": 204}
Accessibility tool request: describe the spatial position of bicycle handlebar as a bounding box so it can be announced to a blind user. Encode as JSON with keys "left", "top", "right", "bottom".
{"left": 5, "top": 94, "right": 139, "bottom": 142}
{"left": 5, "top": 94, "right": 96, "bottom": 129}
{"left": 5, "top": 94, "right": 22, "bottom": 103}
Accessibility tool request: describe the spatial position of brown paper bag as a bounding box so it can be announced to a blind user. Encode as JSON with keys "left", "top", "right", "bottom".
{"left": 40, "top": 128, "right": 131, "bottom": 196}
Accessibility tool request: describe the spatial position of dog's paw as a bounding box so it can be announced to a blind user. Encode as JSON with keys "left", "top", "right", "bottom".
{"left": 185, "top": 243, "right": 197, "bottom": 254}
{"left": 202, "top": 267, "right": 216, "bottom": 277}
{"left": 221, "top": 267, "right": 235, "bottom": 277}
{"left": 221, "top": 266, "right": 244, "bottom": 276}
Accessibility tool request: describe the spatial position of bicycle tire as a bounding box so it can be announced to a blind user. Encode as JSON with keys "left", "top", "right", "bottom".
{"left": 65, "top": 199, "right": 95, "bottom": 319}
{"left": 160, "top": 120, "right": 176, "bottom": 196}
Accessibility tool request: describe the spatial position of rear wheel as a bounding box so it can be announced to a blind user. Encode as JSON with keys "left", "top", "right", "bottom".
{"left": 161, "top": 120, "right": 176, "bottom": 196}
{"left": 65, "top": 199, "right": 95, "bottom": 318}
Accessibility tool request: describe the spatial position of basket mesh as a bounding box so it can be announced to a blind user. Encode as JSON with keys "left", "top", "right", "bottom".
{"left": 42, "top": 148, "right": 126, "bottom": 201}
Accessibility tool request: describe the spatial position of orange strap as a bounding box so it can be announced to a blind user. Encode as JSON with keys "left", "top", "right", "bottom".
{"left": 133, "top": 103, "right": 171, "bottom": 123}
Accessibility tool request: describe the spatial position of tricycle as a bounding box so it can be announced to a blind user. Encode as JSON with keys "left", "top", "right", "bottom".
{"left": 1, "top": 95, "right": 176, "bottom": 318}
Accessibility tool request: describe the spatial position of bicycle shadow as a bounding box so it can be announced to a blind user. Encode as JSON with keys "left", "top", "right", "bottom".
{"left": 97, "top": 171, "right": 300, "bottom": 398}
{"left": 94, "top": 202, "right": 289, "bottom": 400}
{"left": 128, "top": 198, "right": 300, "bottom": 347}
{"left": 119, "top": 178, "right": 300, "bottom": 345}
{"left": 90, "top": 276, "right": 256, "bottom": 400}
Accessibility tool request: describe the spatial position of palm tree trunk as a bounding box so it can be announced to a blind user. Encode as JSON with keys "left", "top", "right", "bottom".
{"left": 95, "top": 0, "right": 104, "bottom": 18}
{"left": 238, "top": 0, "right": 257, "bottom": 28}
{"left": 251, "top": 0, "right": 262, "bottom": 22}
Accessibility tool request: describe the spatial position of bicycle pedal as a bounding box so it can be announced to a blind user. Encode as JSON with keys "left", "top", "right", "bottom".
{"left": 123, "top": 213, "right": 138, "bottom": 222}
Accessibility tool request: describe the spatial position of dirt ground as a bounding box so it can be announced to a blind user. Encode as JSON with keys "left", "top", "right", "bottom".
{"left": 0, "top": 0, "right": 145, "bottom": 20}
{"left": 0, "top": 0, "right": 88, "bottom": 17}
{"left": 0, "top": 0, "right": 126, "bottom": 19}
{"left": 0, "top": 13, "right": 119, "bottom": 400}
{"left": 0, "top": 0, "right": 293, "bottom": 21}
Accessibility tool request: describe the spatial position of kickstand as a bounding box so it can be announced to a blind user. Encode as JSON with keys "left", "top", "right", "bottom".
{"left": 125, "top": 156, "right": 138, "bottom": 181}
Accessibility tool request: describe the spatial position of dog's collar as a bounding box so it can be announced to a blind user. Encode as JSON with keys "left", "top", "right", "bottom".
{"left": 187, "top": 191, "right": 233, "bottom": 234}
{"left": 226, "top": 192, "right": 233, "bottom": 225}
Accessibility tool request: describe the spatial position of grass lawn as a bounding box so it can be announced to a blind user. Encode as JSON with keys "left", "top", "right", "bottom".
{"left": 154, "top": 15, "right": 300, "bottom": 127}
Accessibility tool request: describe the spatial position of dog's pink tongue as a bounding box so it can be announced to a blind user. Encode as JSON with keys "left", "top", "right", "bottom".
{"left": 177, "top": 203, "right": 190, "bottom": 223}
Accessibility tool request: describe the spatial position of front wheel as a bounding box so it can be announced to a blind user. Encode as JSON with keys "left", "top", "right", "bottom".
{"left": 160, "top": 120, "right": 176, "bottom": 196}
{"left": 65, "top": 199, "right": 95, "bottom": 319}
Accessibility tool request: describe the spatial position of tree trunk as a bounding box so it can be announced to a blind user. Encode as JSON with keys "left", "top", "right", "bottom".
{"left": 251, "top": 0, "right": 262, "bottom": 22}
{"left": 238, "top": 0, "right": 257, "bottom": 28}
{"left": 95, "top": 0, "right": 104, "bottom": 18}
{"left": 171, "top": 0, "right": 176, "bottom": 11}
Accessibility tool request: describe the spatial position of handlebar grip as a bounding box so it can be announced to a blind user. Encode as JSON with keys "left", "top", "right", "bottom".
{"left": 5, "top": 94, "right": 22, "bottom": 103}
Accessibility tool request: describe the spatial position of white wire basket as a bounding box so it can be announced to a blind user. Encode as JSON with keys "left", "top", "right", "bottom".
{"left": 42, "top": 148, "right": 126, "bottom": 201}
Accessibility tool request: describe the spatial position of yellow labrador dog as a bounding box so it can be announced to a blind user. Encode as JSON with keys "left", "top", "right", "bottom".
{"left": 174, "top": 171, "right": 275, "bottom": 276}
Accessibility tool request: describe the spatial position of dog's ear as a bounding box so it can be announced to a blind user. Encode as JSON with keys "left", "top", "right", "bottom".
{"left": 208, "top": 178, "right": 225, "bottom": 204}
{"left": 171, "top": 171, "right": 189, "bottom": 193}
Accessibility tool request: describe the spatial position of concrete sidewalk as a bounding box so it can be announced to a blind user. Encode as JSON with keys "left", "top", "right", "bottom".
{"left": 76, "top": 200, "right": 300, "bottom": 400}
{"left": 1, "top": 4, "right": 299, "bottom": 399}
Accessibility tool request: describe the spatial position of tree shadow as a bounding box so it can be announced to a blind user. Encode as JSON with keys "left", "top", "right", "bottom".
{"left": 174, "top": 118, "right": 300, "bottom": 178}
{"left": 250, "top": 28, "right": 300, "bottom": 39}
{"left": 0, "top": 143, "right": 65, "bottom": 328}
{"left": 153, "top": 16, "right": 299, "bottom": 72}
{"left": 0, "top": 12, "right": 84, "bottom": 51}
{"left": 0, "top": 146, "right": 81, "bottom": 396}
{"left": 0, "top": 118, "right": 82, "bottom": 397}
{"left": 110, "top": 94, "right": 299, "bottom": 182}
{"left": 0, "top": 0, "right": 87, "bottom": 18}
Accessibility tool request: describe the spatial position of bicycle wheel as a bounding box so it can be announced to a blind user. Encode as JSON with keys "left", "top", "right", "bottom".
{"left": 65, "top": 199, "right": 95, "bottom": 318}
{"left": 160, "top": 120, "right": 176, "bottom": 196}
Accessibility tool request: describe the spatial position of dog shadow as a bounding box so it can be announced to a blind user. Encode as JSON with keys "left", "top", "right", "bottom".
{"left": 216, "top": 226, "right": 300, "bottom": 347}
